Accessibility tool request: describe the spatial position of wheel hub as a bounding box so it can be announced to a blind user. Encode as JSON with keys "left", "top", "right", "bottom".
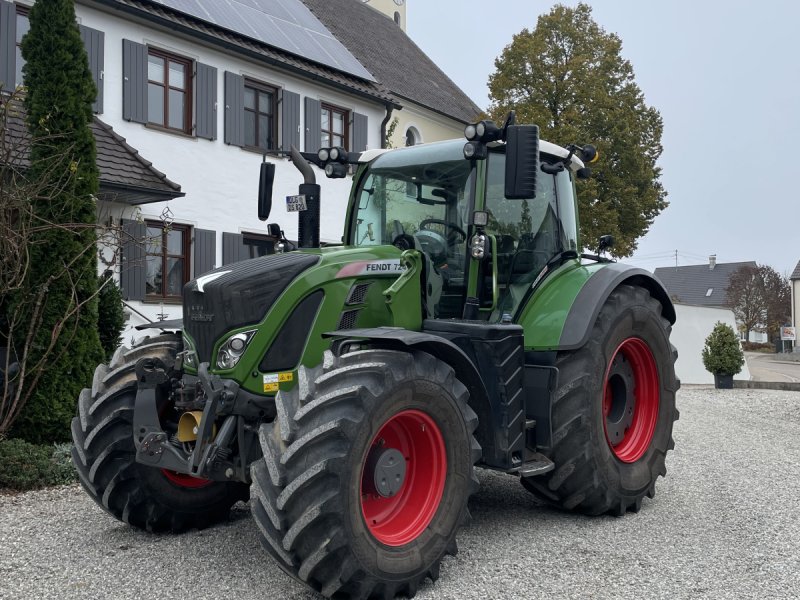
{"left": 366, "top": 447, "right": 407, "bottom": 498}
{"left": 604, "top": 353, "right": 636, "bottom": 446}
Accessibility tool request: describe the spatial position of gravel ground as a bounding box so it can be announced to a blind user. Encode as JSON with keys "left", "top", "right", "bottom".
{"left": 2, "top": 386, "right": 799, "bottom": 600}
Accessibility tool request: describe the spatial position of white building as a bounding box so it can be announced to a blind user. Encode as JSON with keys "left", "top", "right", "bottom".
{"left": 0, "top": 0, "right": 480, "bottom": 343}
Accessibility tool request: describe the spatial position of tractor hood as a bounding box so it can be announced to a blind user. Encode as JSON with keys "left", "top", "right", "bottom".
{"left": 183, "top": 252, "right": 320, "bottom": 363}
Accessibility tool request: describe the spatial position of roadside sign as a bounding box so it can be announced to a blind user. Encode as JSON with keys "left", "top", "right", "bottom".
{"left": 781, "top": 326, "right": 796, "bottom": 341}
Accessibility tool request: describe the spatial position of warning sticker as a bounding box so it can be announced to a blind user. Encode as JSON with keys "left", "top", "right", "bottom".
{"left": 263, "top": 372, "right": 294, "bottom": 393}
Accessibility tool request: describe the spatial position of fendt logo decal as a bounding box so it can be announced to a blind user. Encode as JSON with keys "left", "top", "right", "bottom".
{"left": 336, "top": 259, "right": 407, "bottom": 278}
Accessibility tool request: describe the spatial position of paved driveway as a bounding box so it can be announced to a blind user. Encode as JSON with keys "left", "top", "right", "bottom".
{"left": 2, "top": 387, "right": 799, "bottom": 599}
{"left": 745, "top": 352, "right": 800, "bottom": 383}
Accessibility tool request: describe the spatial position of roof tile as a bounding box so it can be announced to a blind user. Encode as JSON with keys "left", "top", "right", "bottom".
{"left": 1, "top": 98, "right": 182, "bottom": 204}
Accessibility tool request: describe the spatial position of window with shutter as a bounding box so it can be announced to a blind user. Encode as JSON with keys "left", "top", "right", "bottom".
{"left": 242, "top": 232, "right": 275, "bottom": 258}
{"left": 243, "top": 79, "right": 277, "bottom": 151}
{"left": 144, "top": 221, "right": 191, "bottom": 300}
{"left": 147, "top": 48, "right": 192, "bottom": 133}
{"left": 321, "top": 103, "right": 349, "bottom": 150}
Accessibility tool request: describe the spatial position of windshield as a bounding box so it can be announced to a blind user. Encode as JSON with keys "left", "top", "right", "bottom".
{"left": 349, "top": 140, "right": 474, "bottom": 250}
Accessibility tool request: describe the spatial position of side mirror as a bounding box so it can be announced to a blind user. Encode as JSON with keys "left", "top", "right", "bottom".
{"left": 257, "top": 162, "right": 276, "bottom": 221}
{"left": 598, "top": 235, "right": 615, "bottom": 254}
{"left": 504, "top": 125, "right": 539, "bottom": 199}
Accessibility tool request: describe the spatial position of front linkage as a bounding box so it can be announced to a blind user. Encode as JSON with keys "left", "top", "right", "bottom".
{"left": 132, "top": 354, "right": 265, "bottom": 484}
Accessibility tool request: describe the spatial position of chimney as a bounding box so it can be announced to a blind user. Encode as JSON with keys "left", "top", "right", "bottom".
{"left": 709, "top": 255, "right": 717, "bottom": 270}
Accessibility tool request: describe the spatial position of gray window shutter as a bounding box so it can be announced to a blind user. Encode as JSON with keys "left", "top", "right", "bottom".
{"left": 79, "top": 24, "right": 104, "bottom": 114}
{"left": 222, "top": 232, "right": 246, "bottom": 265}
{"left": 353, "top": 112, "right": 368, "bottom": 152}
{"left": 280, "top": 89, "right": 300, "bottom": 151}
{"left": 122, "top": 39, "right": 147, "bottom": 124}
{"left": 120, "top": 220, "right": 146, "bottom": 301}
{"left": 0, "top": 0, "right": 15, "bottom": 91}
{"left": 195, "top": 62, "right": 217, "bottom": 140}
{"left": 224, "top": 71, "right": 244, "bottom": 146}
{"left": 194, "top": 228, "right": 216, "bottom": 276}
{"left": 304, "top": 97, "right": 321, "bottom": 153}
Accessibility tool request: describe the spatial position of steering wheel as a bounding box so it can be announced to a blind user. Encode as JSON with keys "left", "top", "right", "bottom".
{"left": 414, "top": 229, "right": 448, "bottom": 262}
{"left": 419, "top": 219, "right": 467, "bottom": 244}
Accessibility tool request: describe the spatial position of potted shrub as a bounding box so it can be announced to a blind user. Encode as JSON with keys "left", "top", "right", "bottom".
{"left": 701, "top": 322, "right": 745, "bottom": 388}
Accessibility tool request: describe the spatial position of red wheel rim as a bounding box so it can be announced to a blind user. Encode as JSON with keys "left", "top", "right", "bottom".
{"left": 161, "top": 469, "right": 213, "bottom": 489}
{"left": 360, "top": 409, "right": 447, "bottom": 546}
{"left": 602, "top": 337, "right": 660, "bottom": 463}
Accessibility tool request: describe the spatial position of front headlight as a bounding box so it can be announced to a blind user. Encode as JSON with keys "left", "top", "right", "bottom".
{"left": 181, "top": 333, "right": 198, "bottom": 369}
{"left": 216, "top": 330, "right": 257, "bottom": 370}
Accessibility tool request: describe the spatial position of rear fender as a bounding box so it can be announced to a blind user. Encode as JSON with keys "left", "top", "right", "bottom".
{"left": 519, "top": 261, "right": 675, "bottom": 351}
{"left": 559, "top": 264, "right": 675, "bottom": 350}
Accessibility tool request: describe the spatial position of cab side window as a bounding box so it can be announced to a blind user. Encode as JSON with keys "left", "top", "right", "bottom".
{"left": 485, "top": 152, "right": 561, "bottom": 287}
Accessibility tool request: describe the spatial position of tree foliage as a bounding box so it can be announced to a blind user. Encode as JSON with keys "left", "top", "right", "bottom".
{"left": 726, "top": 265, "right": 762, "bottom": 339}
{"left": 488, "top": 3, "right": 666, "bottom": 256}
{"left": 701, "top": 322, "right": 744, "bottom": 376}
{"left": 726, "top": 264, "right": 790, "bottom": 341}
{"left": 4, "top": 0, "right": 103, "bottom": 443}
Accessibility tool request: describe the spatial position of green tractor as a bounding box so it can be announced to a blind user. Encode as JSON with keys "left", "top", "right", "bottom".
{"left": 72, "top": 115, "right": 678, "bottom": 599}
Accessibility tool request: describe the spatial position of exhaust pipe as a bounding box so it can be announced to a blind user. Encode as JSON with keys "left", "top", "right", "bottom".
{"left": 289, "top": 145, "right": 321, "bottom": 248}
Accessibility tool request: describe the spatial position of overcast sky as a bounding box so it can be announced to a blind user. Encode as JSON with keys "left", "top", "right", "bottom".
{"left": 407, "top": 0, "right": 800, "bottom": 277}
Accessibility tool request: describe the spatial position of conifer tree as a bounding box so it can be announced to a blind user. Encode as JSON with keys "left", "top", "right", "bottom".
{"left": 11, "top": 0, "right": 103, "bottom": 442}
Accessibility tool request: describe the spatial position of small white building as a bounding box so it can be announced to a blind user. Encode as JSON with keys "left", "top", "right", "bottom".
{"left": 654, "top": 256, "right": 768, "bottom": 344}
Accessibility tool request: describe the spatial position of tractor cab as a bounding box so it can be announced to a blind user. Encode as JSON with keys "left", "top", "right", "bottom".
{"left": 345, "top": 132, "right": 585, "bottom": 321}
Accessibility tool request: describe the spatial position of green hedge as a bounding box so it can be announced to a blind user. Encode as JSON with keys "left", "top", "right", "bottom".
{"left": 0, "top": 438, "right": 77, "bottom": 490}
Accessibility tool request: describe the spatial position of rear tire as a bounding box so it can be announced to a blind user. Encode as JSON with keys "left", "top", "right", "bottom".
{"left": 522, "top": 285, "right": 679, "bottom": 515}
{"left": 251, "top": 348, "right": 480, "bottom": 599}
{"left": 71, "top": 334, "right": 248, "bottom": 532}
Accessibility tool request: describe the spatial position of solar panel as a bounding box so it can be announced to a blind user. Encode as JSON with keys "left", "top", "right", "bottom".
{"left": 148, "top": 0, "right": 375, "bottom": 82}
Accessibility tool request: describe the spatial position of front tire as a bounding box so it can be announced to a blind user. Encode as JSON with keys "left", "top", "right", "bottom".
{"left": 522, "top": 285, "right": 679, "bottom": 515}
{"left": 251, "top": 348, "right": 480, "bottom": 599}
{"left": 71, "top": 334, "right": 248, "bottom": 532}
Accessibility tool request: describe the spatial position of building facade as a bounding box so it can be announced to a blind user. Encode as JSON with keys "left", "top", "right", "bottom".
{"left": 1, "top": 0, "right": 480, "bottom": 343}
